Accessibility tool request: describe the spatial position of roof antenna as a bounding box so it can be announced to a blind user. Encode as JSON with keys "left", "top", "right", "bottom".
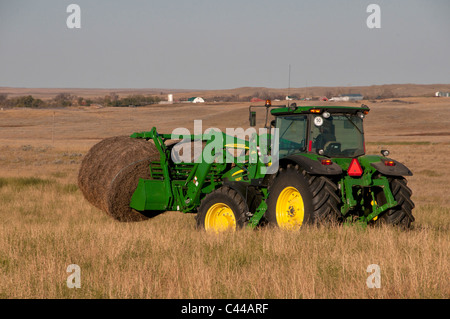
{"left": 287, "top": 64, "right": 291, "bottom": 108}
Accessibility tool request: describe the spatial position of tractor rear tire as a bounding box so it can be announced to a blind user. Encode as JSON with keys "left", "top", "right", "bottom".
{"left": 196, "top": 186, "right": 247, "bottom": 232}
{"left": 265, "top": 164, "right": 341, "bottom": 230}
{"left": 377, "top": 177, "right": 415, "bottom": 229}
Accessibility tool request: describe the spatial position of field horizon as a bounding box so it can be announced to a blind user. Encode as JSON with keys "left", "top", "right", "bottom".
{"left": 1, "top": 83, "right": 450, "bottom": 101}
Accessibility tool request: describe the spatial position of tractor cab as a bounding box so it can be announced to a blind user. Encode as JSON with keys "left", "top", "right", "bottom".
{"left": 249, "top": 101, "right": 370, "bottom": 159}
{"left": 273, "top": 106, "right": 368, "bottom": 159}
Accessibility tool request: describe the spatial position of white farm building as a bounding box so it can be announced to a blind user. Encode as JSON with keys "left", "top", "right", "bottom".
{"left": 188, "top": 97, "right": 205, "bottom": 103}
{"left": 330, "top": 94, "right": 364, "bottom": 102}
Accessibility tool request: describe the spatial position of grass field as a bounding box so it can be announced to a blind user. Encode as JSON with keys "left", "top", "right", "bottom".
{"left": 0, "top": 95, "right": 448, "bottom": 299}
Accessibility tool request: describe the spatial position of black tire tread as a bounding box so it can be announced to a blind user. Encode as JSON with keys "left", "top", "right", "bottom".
{"left": 196, "top": 186, "right": 248, "bottom": 229}
{"left": 380, "top": 177, "right": 415, "bottom": 228}
{"left": 267, "top": 164, "right": 341, "bottom": 226}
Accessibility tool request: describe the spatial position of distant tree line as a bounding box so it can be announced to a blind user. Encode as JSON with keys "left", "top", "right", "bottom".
{"left": 0, "top": 94, "right": 46, "bottom": 108}
{"left": 0, "top": 92, "right": 161, "bottom": 108}
{"left": 106, "top": 94, "right": 161, "bottom": 107}
{"left": 0, "top": 87, "right": 407, "bottom": 108}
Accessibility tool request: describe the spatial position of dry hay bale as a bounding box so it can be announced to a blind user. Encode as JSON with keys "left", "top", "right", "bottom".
{"left": 78, "top": 136, "right": 160, "bottom": 222}
{"left": 107, "top": 158, "right": 155, "bottom": 222}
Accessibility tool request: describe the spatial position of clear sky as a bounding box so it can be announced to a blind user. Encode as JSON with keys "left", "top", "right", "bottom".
{"left": 0, "top": 0, "right": 449, "bottom": 90}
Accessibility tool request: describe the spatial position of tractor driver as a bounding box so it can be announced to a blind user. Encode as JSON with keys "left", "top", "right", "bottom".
{"left": 313, "top": 119, "right": 335, "bottom": 151}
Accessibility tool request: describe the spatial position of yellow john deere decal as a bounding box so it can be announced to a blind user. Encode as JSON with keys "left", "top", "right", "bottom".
{"left": 225, "top": 144, "right": 249, "bottom": 149}
{"left": 232, "top": 170, "right": 244, "bottom": 176}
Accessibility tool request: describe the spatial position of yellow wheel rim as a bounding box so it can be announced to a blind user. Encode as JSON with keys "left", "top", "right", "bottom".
{"left": 276, "top": 186, "right": 305, "bottom": 230}
{"left": 205, "top": 203, "right": 236, "bottom": 233}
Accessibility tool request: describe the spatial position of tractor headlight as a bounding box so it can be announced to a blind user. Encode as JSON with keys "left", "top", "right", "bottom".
{"left": 357, "top": 112, "right": 365, "bottom": 119}
{"left": 322, "top": 111, "right": 331, "bottom": 119}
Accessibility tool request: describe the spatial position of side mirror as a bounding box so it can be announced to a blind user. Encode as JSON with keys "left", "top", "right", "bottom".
{"left": 249, "top": 111, "right": 256, "bottom": 127}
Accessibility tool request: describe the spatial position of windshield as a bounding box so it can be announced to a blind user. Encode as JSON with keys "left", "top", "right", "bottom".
{"left": 276, "top": 115, "right": 307, "bottom": 157}
{"left": 310, "top": 114, "right": 365, "bottom": 157}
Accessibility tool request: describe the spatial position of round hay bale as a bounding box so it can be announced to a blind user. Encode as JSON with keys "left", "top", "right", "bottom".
{"left": 107, "top": 158, "right": 154, "bottom": 222}
{"left": 78, "top": 136, "right": 160, "bottom": 221}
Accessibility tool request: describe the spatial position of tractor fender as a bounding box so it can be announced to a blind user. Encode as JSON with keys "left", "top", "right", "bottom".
{"left": 280, "top": 155, "right": 343, "bottom": 175}
{"left": 371, "top": 158, "right": 413, "bottom": 177}
{"left": 222, "top": 181, "right": 251, "bottom": 212}
{"left": 222, "top": 181, "right": 262, "bottom": 213}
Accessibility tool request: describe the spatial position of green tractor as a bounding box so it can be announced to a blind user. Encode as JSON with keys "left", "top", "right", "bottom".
{"left": 78, "top": 101, "right": 415, "bottom": 232}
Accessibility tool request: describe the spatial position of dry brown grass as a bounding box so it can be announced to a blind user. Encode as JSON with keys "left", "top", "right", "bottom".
{"left": 0, "top": 95, "right": 449, "bottom": 299}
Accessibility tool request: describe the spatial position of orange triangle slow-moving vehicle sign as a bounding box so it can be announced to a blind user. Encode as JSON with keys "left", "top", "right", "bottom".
{"left": 348, "top": 158, "right": 363, "bottom": 177}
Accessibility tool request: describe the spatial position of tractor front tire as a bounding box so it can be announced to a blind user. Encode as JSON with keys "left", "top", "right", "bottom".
{"left": 196, "top": 187, "right": 248, "bottom": 233}
{"left": 266, "top": 164, "right": 341, "bottom": 230}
